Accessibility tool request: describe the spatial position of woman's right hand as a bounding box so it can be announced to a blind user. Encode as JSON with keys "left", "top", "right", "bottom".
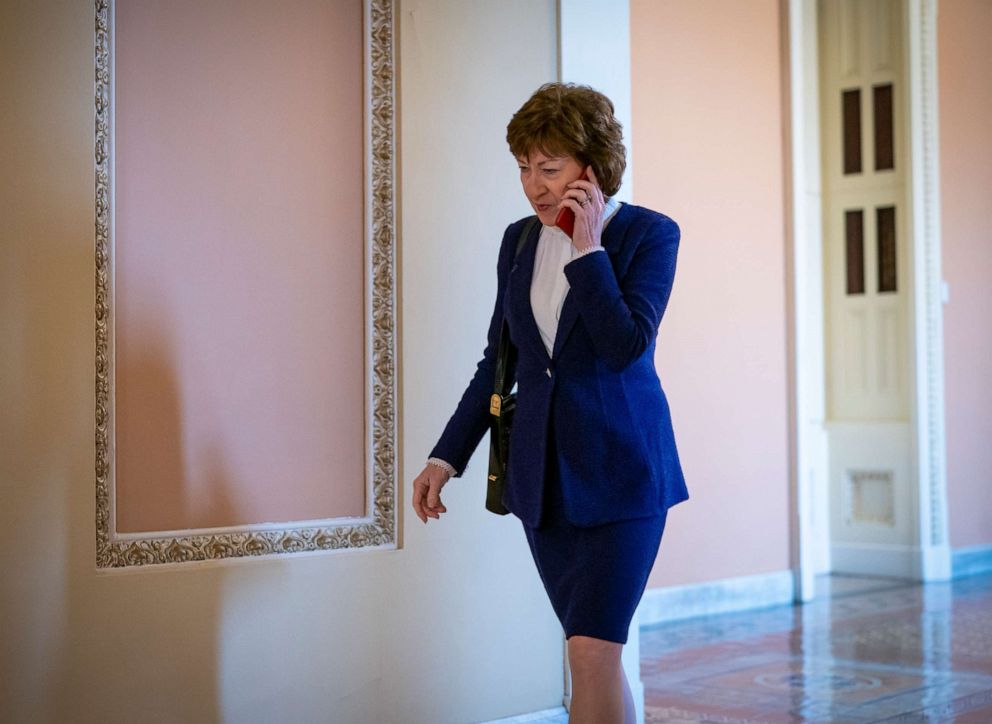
{"left": 412, "top": 464, "right": 450, "bottom": 523}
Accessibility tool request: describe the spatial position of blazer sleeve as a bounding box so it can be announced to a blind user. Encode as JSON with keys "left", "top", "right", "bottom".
{"left": 428, "top": 222, "right": 519, "bottom": 477}
{"left": 562, "top": 215, "right": 680, "bottom": 372}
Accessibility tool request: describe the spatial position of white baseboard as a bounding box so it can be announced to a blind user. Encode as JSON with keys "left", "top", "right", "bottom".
{"left": 953, "top": 544, "right": 992, "bottom": 578}
{"left": 831, "top": 542, "right": 921, "bottom": 578}
{"left": 481, "top": 706, "right": 568, "bottom": 723}
{"left": 637, "top": 570, "right": 795, "bottom": 627}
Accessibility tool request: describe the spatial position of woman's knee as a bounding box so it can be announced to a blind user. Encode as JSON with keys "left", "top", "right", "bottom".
{"left": 567, "top": 634, "right": 622, "bottom": 679}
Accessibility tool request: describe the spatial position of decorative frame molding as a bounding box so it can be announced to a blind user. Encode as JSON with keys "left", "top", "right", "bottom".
{"left": 94, "top": 0, "right": 397, "bottom": 568}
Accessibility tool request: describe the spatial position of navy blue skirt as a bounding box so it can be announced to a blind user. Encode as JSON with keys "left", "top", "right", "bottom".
{"left": 520, "top": 421, "right": 668, "bottom": 645}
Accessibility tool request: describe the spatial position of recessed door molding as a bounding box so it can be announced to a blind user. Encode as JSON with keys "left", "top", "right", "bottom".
{"left": 785, "top": 0, "right": 950, "bottom": 596}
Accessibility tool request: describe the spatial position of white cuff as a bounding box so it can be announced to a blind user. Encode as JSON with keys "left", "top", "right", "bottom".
{"left": 426, "top": 458, "right": 457, "bottom": 477}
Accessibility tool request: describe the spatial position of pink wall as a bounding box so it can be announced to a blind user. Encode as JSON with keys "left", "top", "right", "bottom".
{"left": 114, "top": 0, "right": 366, "bottom": 531}
{"left": 631, "top": 0, "right": 791, "bottom": 586}
{"left": 939, "top": 0, "right": 992, "bottom": 549}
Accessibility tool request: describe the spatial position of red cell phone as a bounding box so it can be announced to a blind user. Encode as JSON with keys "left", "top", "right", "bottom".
{"left": 554, "top": 169, "right": 590, "bottom": 238}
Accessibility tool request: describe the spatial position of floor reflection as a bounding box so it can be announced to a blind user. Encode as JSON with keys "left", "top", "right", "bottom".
{"left": 640, "top": 573, "right": 992, "bottom": 722}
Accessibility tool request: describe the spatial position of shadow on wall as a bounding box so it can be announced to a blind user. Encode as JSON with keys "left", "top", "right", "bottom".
{"left": 53, "top": 311, "right": 241, "bottom": 723}
{"left": 115, "top": 317, "right": 248, "bottom": 532}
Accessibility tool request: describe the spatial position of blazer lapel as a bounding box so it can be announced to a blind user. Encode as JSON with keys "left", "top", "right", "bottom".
{"left": 508, "top": 219, "right": 550, "bottom": 363}
{"left": 551, "top": 203, "right": 632, "bottom": 361}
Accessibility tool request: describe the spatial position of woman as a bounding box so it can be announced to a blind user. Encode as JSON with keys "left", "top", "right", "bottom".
{"left": 411, "top": 82, "right": 688, "bottom": 724}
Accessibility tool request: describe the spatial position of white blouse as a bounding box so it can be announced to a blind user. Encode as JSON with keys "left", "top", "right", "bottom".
{"left": 530, "top": 196, "right": 621, "bottom": 357}
{"left": 427, "top": 197, "right": 622, "bottom": 478}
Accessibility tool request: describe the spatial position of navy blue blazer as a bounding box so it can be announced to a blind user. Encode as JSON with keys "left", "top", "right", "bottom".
{"left": 430, "top": 203, "right": 688, "bottom": 527}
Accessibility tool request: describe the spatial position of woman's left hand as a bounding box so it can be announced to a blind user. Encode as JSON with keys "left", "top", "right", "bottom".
{"left": 558, "top": 165, "right": 606, "bottom": 253}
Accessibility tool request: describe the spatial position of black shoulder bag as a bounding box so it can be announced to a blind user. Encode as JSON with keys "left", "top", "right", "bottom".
{"left": 486, "top": 218, "right": 537, "bottom": 515}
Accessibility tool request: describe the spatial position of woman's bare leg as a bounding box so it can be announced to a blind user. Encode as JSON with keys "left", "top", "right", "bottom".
{"left": 566, "top": 635, "right": 625, "bottom": 724}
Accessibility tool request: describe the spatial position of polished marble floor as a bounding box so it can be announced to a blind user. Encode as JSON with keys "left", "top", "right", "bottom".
{"left": 640, "top": 573, "right": 992, "bottom": 723}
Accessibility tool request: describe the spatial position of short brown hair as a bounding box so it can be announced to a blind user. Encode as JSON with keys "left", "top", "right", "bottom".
{"left": 506, "top": 82, "right": 626, "bottom": 197}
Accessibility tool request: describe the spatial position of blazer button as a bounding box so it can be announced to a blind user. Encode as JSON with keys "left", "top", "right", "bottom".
{"left": 546, "top": 368, "right": 552, "bottom": 378}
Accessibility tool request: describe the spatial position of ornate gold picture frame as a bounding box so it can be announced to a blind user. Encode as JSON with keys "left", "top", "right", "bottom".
{"left": 94, "top": 0, "right": 397, "bottom": 568}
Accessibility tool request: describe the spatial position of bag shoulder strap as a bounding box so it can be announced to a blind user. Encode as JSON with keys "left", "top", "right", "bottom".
{"left": 514, "top": 216, "right": 538, "bottom": 261}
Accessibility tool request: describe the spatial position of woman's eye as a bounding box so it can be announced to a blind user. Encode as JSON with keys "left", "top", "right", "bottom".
{"left": 543, "top": 168, "right": 559, "bottom": 175}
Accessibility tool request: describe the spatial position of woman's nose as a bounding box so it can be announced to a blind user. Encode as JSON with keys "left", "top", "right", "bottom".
{"left": 524, "top": 173, "right": 544, "bottom": 197}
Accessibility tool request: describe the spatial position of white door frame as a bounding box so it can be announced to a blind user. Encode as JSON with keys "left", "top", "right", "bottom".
{"left": 785, "top": 0, "right": 951, "bottom": 600}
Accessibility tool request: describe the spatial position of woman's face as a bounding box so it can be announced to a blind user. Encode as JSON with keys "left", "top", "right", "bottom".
{"left": 516, "top": 150, "right": 586, "bottom": 227}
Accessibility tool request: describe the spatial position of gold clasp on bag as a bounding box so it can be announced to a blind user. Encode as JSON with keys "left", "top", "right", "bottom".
{"left": 490, "top": 393, "right": 502, "bottom": 417}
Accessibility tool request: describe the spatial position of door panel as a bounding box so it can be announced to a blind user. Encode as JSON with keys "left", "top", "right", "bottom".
{"left": 819, "top": 0, "right": 914, "bottom": 576}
